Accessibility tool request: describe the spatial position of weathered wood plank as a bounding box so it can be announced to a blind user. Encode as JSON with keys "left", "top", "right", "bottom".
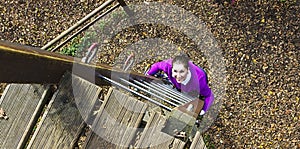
{"left": 114, "top": 97, "right": 147, "bottom": 149}
{"left": 148, "top": 114, "right": 167, "bottom": 149}
{"left": 135, "top": 112, "right": 186, "bottom": 149}
{"left": 90, "top": 88, "right": 128, "bottom": 143}
{"left": 82, "top": 88, "right": 116, "bottom": 149}
{"left": 72, "top": 74, "right": 102, "bottom": 125}
{"left": 83, "top": 88, "right": 148, "bottom": 149}
{"left": 151, "top": 115, "right": 182, "bottom": 149}
{"left": 0, "top": 84, "right": 51, "bottom": 149}
{"left": 102, "top": 90, "right": 129, "bottom": 143}
{"left": 134, "top": 110, "right": 160, "bottom": 148}
{"left": 26, "top": 72, "right": 101, "bottom": 149}
{"left": 189, "top": 131, "right": 207, "bottom": 149}
{"left": 119, "top": 100, "right": 148, "bottom": 148}
{"left": 161, "top": 108, "right": 196, "bottom": 142}
{"left": 110, "top": 95, "right": 133, "bottom": 145}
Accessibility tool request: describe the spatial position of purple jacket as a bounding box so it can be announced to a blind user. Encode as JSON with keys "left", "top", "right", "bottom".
{"left": 146, "top": 59, "right": 214, "bottom": 112}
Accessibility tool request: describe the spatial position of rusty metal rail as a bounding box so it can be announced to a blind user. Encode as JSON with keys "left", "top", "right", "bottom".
{"left": 42, "top": 0, "right": 133, "bottom": 52}
{"left": 0, "top": 40, "right": 155, "bottom": 85}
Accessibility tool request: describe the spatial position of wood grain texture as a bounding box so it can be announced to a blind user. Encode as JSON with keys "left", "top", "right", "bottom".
{"left": 26, "top": 72, "right": 101, "bottom": 149}
{"left": 0, "top": 84, "right": 51, "bottom": 149}
{"left": 84, "top": 88, "right": 147, "bottom": 149}
{"left": 189, "top": 131, "right": 207, "bottom": 149}
{"left": 135, "top": 112, "right": 186, "bottom": 149}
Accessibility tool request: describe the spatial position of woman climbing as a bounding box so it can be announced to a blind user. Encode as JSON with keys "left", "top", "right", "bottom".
{"left": 146, "top": 54, "right": 214, "bottom": 115}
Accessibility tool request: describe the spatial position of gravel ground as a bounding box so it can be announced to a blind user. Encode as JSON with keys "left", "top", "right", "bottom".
{"left": 1, "top": 0, "right": 299, "bottom": 148}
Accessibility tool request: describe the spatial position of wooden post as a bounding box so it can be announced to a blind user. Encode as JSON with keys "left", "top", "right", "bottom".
{"left": 117, "top": 0, "right": 134, "bottom": 17}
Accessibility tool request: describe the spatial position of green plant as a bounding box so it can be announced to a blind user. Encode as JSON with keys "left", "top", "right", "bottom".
{"left": 98, "top": 20, "right": 107, "bottom": 31}
{"left": 203, "top": 134, "right": 215, "bottom": 149}
{"left": 59, "top": 9, "right": 127, "bottom": 57}
{"left": 59, "top": 31, "right": 97, "bottom": 57}
{"left": 60, "top": 36, "right": 82, "bottom": 56}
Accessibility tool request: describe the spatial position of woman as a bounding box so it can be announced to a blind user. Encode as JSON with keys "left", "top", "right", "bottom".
{"left": 146, "top": 54, "right": 214, "bottom": 115}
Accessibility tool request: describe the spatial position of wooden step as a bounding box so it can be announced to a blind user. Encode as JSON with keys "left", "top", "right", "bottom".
{"left": 135, "top": 112, "right": 186, "bottom": 149}
{"left": 83, "top": 88, "right": 148, "bottom": 149}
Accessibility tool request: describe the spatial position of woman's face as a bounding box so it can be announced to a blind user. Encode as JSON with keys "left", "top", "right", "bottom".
{"left": 172, "top": 63, "right": 188, "bottom": 83}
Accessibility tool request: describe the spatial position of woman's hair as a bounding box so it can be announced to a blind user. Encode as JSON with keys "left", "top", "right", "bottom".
{"left": 172, "top": 54, "right": 190, "bottom": 69}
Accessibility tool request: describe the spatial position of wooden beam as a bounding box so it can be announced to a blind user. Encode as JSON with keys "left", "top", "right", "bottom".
{"left": 0, "top": 40, "right": 157, "bottom": 84}
{"left": 189, "top": 131, "right": 207, "bottom": 149}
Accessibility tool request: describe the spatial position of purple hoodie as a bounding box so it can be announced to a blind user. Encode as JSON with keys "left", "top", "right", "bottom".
{"left": 146, "top": 59, "right": 214, "bottom": 112}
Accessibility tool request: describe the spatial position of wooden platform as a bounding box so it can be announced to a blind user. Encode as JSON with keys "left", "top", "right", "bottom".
{"left": 26, "top": 72, "right": 102, "bottom": 148}
{"left": 83, "top": 88, "right": 148, "bottom": 149}
{"left": 190, "top": 131, "right": 207, "bottom": 149}
{"left": 135, "top": 112, "right": 186, "bottom": 149}
{"left": 0, "top": 72, "right": 207, "bottom": 149}
{"left": 0, "top": 84, "right": 51, "bottom": 148}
